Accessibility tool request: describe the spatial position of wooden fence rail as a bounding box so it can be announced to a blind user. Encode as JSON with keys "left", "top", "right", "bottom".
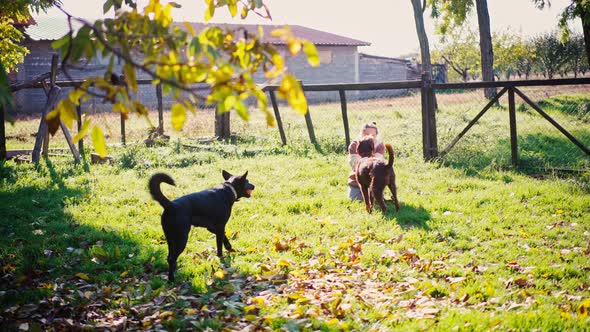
{"left": 262, "top": 77, "right": 590, "bottom": 163}
{"left": 3, "top": 73, "right": 590, "bottom": 165}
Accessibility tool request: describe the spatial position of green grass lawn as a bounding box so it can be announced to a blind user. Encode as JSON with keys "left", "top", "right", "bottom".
{"left": 1, "top": 90, "right": 590, "bottom": 330}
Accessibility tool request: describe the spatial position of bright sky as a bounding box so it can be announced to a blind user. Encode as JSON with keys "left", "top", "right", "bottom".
{"left": 38, "top": 0, "right": 580, "bottom": 58}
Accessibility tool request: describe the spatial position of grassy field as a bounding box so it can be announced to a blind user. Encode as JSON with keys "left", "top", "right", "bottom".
{"left": 1, "top": 89, "right": 590, "bottom": 330}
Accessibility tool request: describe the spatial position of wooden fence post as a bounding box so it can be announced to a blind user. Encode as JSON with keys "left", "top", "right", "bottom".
{"left": 508, "top": 87, "right": 519, "bottom": 167}
{"left": 339, "top": 90, "right": 350, "bottom": 148}
{"left": 215, "top": 111, "right": 230, "bottom": 140}
{"left": 156, "top": 83, "right": 164, "bottom": 135}
{"left": 32, "top": 86, "right": 61, "bottom": 163}
{"left": 76, "top": 104, "right": 84, "bottom": 155}
{"left": 0, "top": 106, "right": 5, "bottom": 160}
{"left": 420, "top": 72, "right": 435, "bottom": 161}
{"left": 50, "top": 54, "right": 58, "bottom": 86}
{"left": 120, "top": 113, "right": 126, "bottom": 145}
{"left": 300, "top": 82, "right": 317, "bottom": 145}
{"left": 269, "top": 90, "right": 287, "bottom": 145}
{"left": 427, "top": 84, "right": 438, "bottom": 159}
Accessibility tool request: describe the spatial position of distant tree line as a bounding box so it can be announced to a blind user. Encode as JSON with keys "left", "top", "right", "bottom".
{"left": 433, "top": 29, "right": 589, "bottom": 82}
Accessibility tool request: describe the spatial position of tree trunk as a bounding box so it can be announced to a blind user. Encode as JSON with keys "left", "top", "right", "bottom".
{"left": 581, "top": 17, "right": 590, "bottom": 68}
{"left": 475, "top": 0, "right": 496, "bottom": 99}
{"left": 411, "top": 0, "right": 432, "bottom": 80}
{"left": 410, "top": 0, "right": 438, "bottom": 107}
{"left": 411, "top": 0, "right": 438, "bottom": 160}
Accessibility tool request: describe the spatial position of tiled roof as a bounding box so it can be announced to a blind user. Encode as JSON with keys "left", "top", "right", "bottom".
{"left": 177, "top": 23, "right": 370, "bottom": 47}
{"left": 360, "top": 53, "right": 409, "bottom": 63}
{"left": 25, "top": 17, "right": 370, "bottom": 46}
{"left": 25, "top": 17, "right": 82, "bottom": 41}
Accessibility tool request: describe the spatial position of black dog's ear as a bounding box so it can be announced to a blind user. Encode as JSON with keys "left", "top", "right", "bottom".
{"left": 242, "top": 171, "right": 248, "bottom": 178}
{"left": 222, "top": 170, "right": 232, "bottom": 180}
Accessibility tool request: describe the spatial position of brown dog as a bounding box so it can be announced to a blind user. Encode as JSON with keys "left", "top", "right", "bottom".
{"left": 356, "top": 135, "right": 375, "bottom": 158}
{"left": 355, "top": 143, "right": 400, "bottom": 213}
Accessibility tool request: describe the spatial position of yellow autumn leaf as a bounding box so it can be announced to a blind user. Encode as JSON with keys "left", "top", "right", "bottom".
{"left": 326, "top": 318, "right": 340, "bottom": 325}
{"left": 251, "top": 296, "right": 265, "bottom": 306}
{"left": 270, "top": 28, "right": 290, "bottom": 38}
{"left": 113, "top": 102, "right": 130, "bottom": 115}
{"left": 56, "top": 98, "right": 77, "bottom": 129}
{"left": 185, "top": 308, "right": 197, "bottom": 315}
{"left": 235, "top": 100, "right": 249, "bottom": 121}
{"left": 68, "top": 88, "right": 86, "bottom": 105}
{"left": 184, "top": 21, "right": 196, "bottom": 36}
{"left": 75, "top": 272, "right": 90, "bottom": 280}
{"left": 244, "top": 304, "right": 257, "bottom": 312}
{"left": 223, "top": 94, "right": 236, "bottom": 110}
{"left": 159, "top": 311, "right": 174, "bottom": 319}
{"left": 277, "top": 259, "right": 291, "bottom": 268}
{"left": 303, "top": 41, "right": 320, "bottom": 66}
{"left": 204, "top": 0, "right": 215, "bottom": 22}
{"left": 119, "top": 271, "right": 129, "bottom": 278}
{"left": 91, "top": 126, "right": 107, "bottom": 158}
{"left": 214, "top": 270, "right": 225, "bottom": 279}
{"left": 245, "top": 315, "right": 257, "bottom": 322}
{"left": 171, "top": 103, "right": 186, "bottom": 131}
{"left": 579, "top": 299, "right": 590, "bottom": 318}
{"left": 278, "top": 75, "right": 308, "bottom": 115}
{"left": 72, "top": 119, "right": 91, "bottom": 143}
{"left": 288, "top": 40, "right": 302, "bottom": 56}
{"left": 46, "top": 108, "right": 60, "bottom": 121}
{"left": 258, "top": 26, "right": 264, "bottom": 38}
{"left": 228, "top": 0, "right": 237, "bottom": 17}
{"left": 123, "top": 62, "right": 137, "bottom": 93}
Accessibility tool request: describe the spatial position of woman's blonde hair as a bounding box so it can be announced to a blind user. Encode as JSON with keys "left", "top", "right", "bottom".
{"left": 360, "top": 122, "right": 378, "bottom": 136}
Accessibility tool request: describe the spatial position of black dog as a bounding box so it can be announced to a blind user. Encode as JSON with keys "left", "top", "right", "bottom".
{"left": 149, "top": 171, "right": 254, "bottom": 281}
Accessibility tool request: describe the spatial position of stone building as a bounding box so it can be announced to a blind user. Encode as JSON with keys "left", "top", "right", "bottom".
{"left": 11, "top": 17, "right": 419, "bottom": 114}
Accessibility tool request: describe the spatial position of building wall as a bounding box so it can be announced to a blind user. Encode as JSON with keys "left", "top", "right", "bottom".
{"left": 357, "top": 55, "right": 410, "bottom": 100}
{"left": 12, "top": 40, "right": 125, "bottom": 115}
{"left": 254, "top": 45, "right": 359, "bottom": 104}
{"left": 11, "top": 42, "right": 416, "bottom": 114}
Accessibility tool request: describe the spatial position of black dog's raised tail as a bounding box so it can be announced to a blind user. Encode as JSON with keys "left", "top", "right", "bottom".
{"left": 385, "top": 144, "right": 394, "bottom": 167}
{"left": 149, "top": 173, "right": 175, "bottom": 210}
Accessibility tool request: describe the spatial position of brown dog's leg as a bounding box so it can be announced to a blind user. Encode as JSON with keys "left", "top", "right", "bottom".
{"left": 369, "top": 180, "right": 378, "bottom": 213}
{"left": 388, "top": 178, "right": 400, "bottom": 211}
{"left": 372, "top": 181, "right": 387, "bottom": 213}
{"left": 376, "top": 189, "right": 387, "bottom": 213}
{"left": 359, "top": 184, "right": 372, "bottom": 213}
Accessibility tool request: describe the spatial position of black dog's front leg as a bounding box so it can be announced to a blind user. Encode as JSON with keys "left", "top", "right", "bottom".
{"left": 216, "top": 231, "right": 224, "bottom": 257}
{"left": 223, "top": 235, "right": 235, "bottom": 253}
{"left": 215, "top": 233, "right": 236, "bottom": 257}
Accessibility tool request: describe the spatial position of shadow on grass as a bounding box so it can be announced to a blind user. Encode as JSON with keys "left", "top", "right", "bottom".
{"left": 0, "top": 160, "right": 333, "bottom": 331}
{"left": 441, "top": 131, "right": 590, "bottom": 176}
{"left": 536, "top": 95, "right": 590, "bottom": 122}
{"left": 0, "top": 161, "right": 167, "bottom": 329}
{"left": 383, "top": 202, "right": 431, "bottom": 231}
